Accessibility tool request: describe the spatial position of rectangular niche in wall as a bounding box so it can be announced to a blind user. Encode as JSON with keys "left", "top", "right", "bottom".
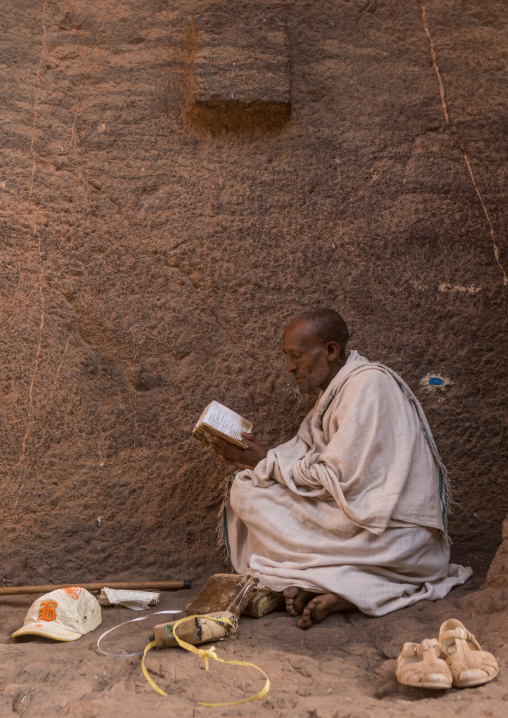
{"left": 186, "top": 11, "right": 291, "bottom": 132}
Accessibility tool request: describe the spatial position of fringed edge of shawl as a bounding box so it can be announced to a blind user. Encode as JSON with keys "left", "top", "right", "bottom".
{"left": 216, "top": 473, "right": 237, "bottom": 565}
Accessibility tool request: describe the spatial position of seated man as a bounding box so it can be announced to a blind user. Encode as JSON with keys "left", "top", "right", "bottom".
{"left": 210, "top": 308, "right": 472, "bottom": 628}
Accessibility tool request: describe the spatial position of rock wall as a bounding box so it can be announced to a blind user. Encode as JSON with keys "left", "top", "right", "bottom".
{"left": 0, "top": 0, "right": 506, "bottom": 585}
{"left": 486, "top": 514, "right": 508, "bottom": 589}
{"left": 462, "top": 514, "right": 508, "bottom": 615}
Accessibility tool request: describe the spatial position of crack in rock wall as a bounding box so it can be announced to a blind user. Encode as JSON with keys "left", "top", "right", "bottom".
{"left": 0, "top": 0, "right": 506, "bottom": 585}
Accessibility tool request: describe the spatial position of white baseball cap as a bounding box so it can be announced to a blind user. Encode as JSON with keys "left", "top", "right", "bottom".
{"left": 11, "top": 587, "right": 102, "bottom": 641}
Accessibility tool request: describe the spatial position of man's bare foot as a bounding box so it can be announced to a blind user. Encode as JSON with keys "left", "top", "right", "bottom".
{"left": 283, "top": 587, "right": 316, "bottom": 616}
{"left": 297, "top": 592, "right": 353, "bottom": 629}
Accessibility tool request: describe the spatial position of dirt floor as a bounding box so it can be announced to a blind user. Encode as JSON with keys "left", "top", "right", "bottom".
{"left": 0, "top": 568, "right": 506, "bottom": 718}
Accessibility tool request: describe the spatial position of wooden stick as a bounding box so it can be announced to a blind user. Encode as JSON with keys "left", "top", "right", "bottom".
{"left": 0, "top": 580, "right": 192, "bottom": 596}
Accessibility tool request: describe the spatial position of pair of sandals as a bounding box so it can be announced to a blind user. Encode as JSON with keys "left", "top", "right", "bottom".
{"left": 396, "top": 619, "right": 499, "bottom": 690}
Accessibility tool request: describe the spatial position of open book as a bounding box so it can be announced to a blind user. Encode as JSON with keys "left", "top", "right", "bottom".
{"left": 193, "top": 401, "right": 253, "bottom": 449}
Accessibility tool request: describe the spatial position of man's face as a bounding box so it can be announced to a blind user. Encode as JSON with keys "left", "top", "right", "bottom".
{"left": 282, "top": 320, "right": 336, "bottom": 394}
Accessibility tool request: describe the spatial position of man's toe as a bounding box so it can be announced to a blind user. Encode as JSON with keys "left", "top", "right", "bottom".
{"left": 286, "top": 600, "right": 298, "bottom": 616}
{"left": 296, "top": 600, "right": 316, "bottom": 629}
{"left": 297, "top": 614, "right": 312, "bottom": 629}
{"left": 284, "top": 587, "right": 303, "bottom": 615}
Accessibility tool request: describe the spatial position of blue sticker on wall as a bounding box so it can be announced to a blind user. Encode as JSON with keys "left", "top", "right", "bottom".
{"left": 420, "top": 374, "right": 452, "bottom": 391}
{"left": 428, "top": 377, "right": 444, "bottom": 386}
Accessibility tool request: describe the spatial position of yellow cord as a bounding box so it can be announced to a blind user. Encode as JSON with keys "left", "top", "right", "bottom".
{"left": 142, "top": 641, "right": 168, "bottom": 696}
{"left": 141, "top": 614, "right": 270, "bottom": 707}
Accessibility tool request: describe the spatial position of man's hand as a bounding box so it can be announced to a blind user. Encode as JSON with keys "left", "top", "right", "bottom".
{"left": 208, "top": 432, "right": 268, "bottom": 470}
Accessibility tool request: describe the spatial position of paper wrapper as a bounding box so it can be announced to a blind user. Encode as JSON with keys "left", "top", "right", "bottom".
{"left": 153, "top": 611, "right": 238, "bottom": 649}
{"left": 186, "top": 574, "right": 258, "bottom": 616}
{"left": 99, "top": 587, "right": 160, "bottom": 611}
{"left": 243, "top": 587, "right": 285, "bottom": 617}
{"left": 186, "top": 574, "right": 282, "bottom": 618}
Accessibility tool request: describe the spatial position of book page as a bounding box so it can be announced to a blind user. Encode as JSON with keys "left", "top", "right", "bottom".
{"left": 201, "top": 401, "right": 252, "bottom": 443}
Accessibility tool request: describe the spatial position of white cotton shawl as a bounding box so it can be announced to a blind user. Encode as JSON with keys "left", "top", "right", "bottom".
{"left": 248, "top": 350, "right": 445, "bottom": 535}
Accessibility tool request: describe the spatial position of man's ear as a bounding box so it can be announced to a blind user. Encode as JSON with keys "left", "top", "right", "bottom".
{"left": 326, "top": 341, "right": 340, "bottom": 361}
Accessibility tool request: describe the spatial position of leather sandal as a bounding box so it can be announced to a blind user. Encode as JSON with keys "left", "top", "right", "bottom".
{"left": 396, "top": 638, "right": 452, "bottom": 689}
{"left": 438, "top": 619, "right": 499, "bottom": 688}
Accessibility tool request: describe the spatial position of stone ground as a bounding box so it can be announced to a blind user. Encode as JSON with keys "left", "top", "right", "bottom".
{"left": 0, "top": 567, "right": 506, "bottom": 718}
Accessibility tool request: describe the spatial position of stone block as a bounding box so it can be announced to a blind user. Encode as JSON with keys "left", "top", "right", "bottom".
{"left": 486, "top": 515, "right": 508, "bottom": 589}
{"left": 187, "top": 14, "right": 291, "bottom": 131}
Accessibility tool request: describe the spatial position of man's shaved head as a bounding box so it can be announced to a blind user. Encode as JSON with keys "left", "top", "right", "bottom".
{"left": 286, "top": 308, "right": 349, "bottom": 358}
{"left": 283, "top": 309, "right": 350, "bottom": 394}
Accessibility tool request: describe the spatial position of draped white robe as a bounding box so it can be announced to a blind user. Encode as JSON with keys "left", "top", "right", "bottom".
{"left": 225, "top": 351, "right": 472, "bottom": 616}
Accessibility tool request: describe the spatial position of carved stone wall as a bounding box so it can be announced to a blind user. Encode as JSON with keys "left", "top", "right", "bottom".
{"left": 487, "top": 515, "right": 508, "bottom": 589}
{"left": 0, "top": 0, "right": 506, "bottom": 585}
